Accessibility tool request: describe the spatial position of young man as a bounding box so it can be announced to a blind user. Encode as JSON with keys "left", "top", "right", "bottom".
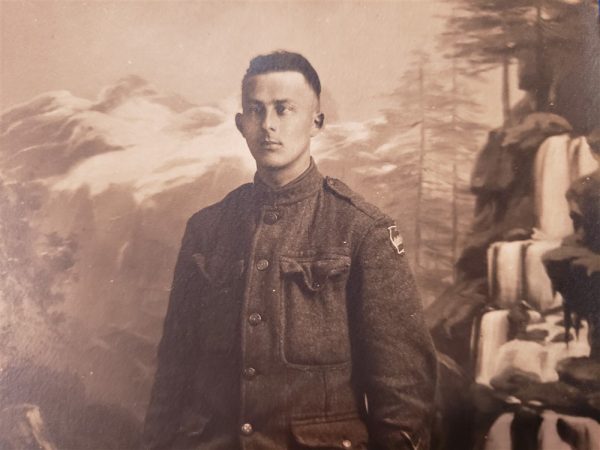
{"left": 143, "top": 51, "right": 437, "bottom": 450}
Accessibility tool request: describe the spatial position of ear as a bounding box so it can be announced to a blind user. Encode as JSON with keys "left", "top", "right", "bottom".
{"left": 311, "top": 113, "right": 324, "bottom": 136}
{"left": 235, "top": 113, "right": 244, "bottom": 136}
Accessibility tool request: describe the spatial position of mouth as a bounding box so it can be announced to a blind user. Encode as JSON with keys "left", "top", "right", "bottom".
{"left": 260, "top": 139, "right": 282, "bottom": 149}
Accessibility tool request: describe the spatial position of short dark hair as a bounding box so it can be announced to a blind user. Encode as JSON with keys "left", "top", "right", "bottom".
{"left": 242, "top": 50, "right": 321, "bottom": 98}
{"left": 588, "top": 128, "right": 600, "bottom": 155}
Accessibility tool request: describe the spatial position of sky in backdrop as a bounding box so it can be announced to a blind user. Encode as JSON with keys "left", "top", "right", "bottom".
{"left": 1, "top": 0, "right": 507, "bottom": 125}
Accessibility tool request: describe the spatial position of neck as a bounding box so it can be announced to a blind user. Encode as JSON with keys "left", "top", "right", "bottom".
{"left": 257, "top": 155, "right": 312, "bottom": 188}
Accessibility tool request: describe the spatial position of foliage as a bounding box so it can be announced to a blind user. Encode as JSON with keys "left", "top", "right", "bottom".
{"left": 0, "top": 180, "right": 80, "bottom": 372}
{"left": 442, "top": 0, "right": 600, "bottom": 121}
{"left": 443, "top": 0, "right": 598, "bottom": 71}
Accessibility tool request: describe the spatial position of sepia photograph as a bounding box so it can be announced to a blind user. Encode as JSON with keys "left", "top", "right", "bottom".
{"left": 1, "top": 0, "right": 599, "bottom": 449}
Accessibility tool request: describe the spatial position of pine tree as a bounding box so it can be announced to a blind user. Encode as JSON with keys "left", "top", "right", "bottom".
{"left": 443, "top": 0, "right": 599, "bottom": 120}
{"left": 377, "top": 51, "right": 486, "bottom": 304}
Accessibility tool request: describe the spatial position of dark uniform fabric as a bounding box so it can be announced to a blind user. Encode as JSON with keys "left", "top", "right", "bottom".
{"left": 143, "top": 161, "right": 437, "bottom": 450}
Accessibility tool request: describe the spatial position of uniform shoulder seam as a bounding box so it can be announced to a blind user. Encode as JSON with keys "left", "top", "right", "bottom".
{"left": 324, "top": 176, "right": 390, "bottom": 222}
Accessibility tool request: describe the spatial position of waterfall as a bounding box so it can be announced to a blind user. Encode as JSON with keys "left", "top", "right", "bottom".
{"left": 568, "top": 136, "right": 597, "bottom": 186}
{"left": 483, "top": 413, "right": 515, "bottom": 450}
{"left": 476, "top": 311, "right": 590, "bottom": 386}
{"left": 485, "top": 134, "right": 596, "bottom": 314}
{"left": 535, "top": 134, "right": 573, "bottom": 239}
{"left": 524, "top": 240, "right": 563, "bottom": 311}
{"left": 538, "top": 411, "right": 600, "bottom": 450}
{"left": 484, "top": 411, "right": 600, "bottom": 450}
{"left": 543, "top": 318, "right": 590, "bottom": 375}
{"left": 488, "top": 242, "right": 523, "bottom": 308}
{"left": 534, "top": 135, "right": 596, "bottom": 239}
{"left": 478, "top": 132, "right": 597, "bottom": 446}
{"left": 476, "top": 310, "right": 510, "bottom": 386}
{"left": 493, "top": 339, "right": 548, "bottom": 383}
{"left": 488, "top": 240, "right": 562, "bottom": 311}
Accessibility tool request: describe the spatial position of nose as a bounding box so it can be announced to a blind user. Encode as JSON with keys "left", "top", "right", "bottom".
{"left": 261, "top": 107, "right": 278, "bottom": 131}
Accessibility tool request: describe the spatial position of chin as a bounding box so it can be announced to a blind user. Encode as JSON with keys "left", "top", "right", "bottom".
{"left": 257, "top": 160, "right": 291, "bottom": 173}
{"left": 249, "top": 144, "right": 310, "bottom": 173}
{"left": 251, "top": 151, "right": 289, "bottom": 170}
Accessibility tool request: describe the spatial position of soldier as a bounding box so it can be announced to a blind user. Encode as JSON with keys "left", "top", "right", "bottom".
{"left": 143, "top": 51, "right": 437, "bottom": 450}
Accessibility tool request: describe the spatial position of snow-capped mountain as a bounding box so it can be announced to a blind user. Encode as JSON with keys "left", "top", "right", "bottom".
{"left": 2, "top": 75, "right": 251, "bottom": 200}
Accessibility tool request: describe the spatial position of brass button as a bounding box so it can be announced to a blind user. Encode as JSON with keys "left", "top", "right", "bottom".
{"left": 243, "top": 367, "right": 257, "bottom": 379}
{"left": 264, "top": 211, "right": 279, "bottom": 224}
{"left": 256, "top": 259, "right": 269, "bottom": 271}
{"left": 248, "top": 313, "right": 262, "bottom": 326}
{"left": 342, "top": 439, "right": 352, "bottom": 449}
{"left": 240, "top": 423, "right": 253, "bottom": 435}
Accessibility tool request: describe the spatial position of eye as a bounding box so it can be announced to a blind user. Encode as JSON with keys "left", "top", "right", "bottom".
{"left": 275, "top": 103, "right": 293, "bottom": 115}
{"left": 246, "top": 104, "right": 264, "bottom": 115}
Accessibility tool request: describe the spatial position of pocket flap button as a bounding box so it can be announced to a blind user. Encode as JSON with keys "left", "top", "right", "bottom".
{"left": 243, "top": 367, "right": 257, "bottom": 379}
{"left": 256, "top": 259, "right": 269, "bottom": 271}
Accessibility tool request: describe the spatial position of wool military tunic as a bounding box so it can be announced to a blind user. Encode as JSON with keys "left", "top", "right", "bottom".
{"left": 143, "top": 161, "right": 437, "bottom": 450}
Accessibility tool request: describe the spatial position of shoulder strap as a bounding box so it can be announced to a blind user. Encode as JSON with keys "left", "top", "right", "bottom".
{"left": 324, "top": 176, "right": 388, "bottom": 222}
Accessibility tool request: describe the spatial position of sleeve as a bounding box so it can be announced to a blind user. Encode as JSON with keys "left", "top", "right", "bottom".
{"left": 349, "top": 220, "right": 438, "bottom": 450}
{"left": 142, "top": 219, "right": 201, "bottom": 450}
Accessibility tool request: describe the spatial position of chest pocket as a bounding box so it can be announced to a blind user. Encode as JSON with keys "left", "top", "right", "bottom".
{"left": 280, "top": 254, "right": 352, "bottom": 367}
{"left": 192, "top": 252, "right": 245, "bottom": 357}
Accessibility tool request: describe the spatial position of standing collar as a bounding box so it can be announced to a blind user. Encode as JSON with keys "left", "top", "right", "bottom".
{"left": 253, "top": 158, "right": 323, "bottom": 206}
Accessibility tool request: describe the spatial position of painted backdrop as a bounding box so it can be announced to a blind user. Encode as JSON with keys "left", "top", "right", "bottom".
{"left": 1, "top": 1, "right": 598, "bottom": 449}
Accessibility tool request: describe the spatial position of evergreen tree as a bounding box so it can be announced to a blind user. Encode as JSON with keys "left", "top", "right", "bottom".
{"left": 372, "top": 51, "right": 486, "bottom": 304}
{"left": 443, "top": 0, "right": 599, "bottom": 122}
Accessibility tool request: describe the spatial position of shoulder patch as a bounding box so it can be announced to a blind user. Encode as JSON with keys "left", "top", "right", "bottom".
{"left": 324, "top": 176, "right": 386, "bottom": 221}
{"left": 387, "top": 225, "right": 405, "bottom": 256}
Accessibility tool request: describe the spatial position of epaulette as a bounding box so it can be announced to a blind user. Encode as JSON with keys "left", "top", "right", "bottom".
{"left": 324, "top": 176, "right": 388, "bottom": 222}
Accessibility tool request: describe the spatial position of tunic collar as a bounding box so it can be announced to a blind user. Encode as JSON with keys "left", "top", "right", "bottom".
{"left": 253, "top": 158, "right": 323, "bottom": 206}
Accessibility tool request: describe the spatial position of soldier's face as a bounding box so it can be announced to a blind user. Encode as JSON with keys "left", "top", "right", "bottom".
{"left": 236, "top": 71, "right": 323, "bottom": 177}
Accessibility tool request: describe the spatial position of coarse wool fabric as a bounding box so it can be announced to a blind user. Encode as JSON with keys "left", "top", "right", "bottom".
{"left": 142, "top": 160, "right": 437, "bottom": 450}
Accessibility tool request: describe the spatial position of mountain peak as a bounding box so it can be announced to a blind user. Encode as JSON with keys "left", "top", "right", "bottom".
{"left": 92, "top": 75, "right": 156, "bottom": 113}
{"left": 91, "top": 75, "right": 196, "bottom": 114}
{"left": 1, "top": 90, "right": 90, "bottom": 130}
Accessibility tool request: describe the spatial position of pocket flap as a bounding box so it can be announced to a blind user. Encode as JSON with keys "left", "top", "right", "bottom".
{"left": 280, "top": 256, "right": 351, "bottom": 292}
{"left": 291, "top": 417, "right": 368, "bottom": 449}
